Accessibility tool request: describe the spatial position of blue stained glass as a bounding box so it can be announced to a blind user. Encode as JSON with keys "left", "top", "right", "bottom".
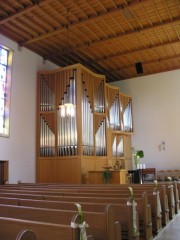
{"left": 0, "top": 48, "right": 8, "bottom": 65}
{"left": 0, "top": 45, "right": 11, "bottom": 136}
{"left": 0, "top": 64, "right": 6, "bottom": 82}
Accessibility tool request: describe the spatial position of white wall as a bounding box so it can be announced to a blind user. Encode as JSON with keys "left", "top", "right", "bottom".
{"left": 112, "top": 70, "right": 180, "bottom": 170}
{"left": 0, "top": 34, "right": 58, "bottom": 183}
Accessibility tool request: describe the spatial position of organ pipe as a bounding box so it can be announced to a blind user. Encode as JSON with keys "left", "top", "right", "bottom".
{"left": 37, "top": 64, "right": 133, "bottom": 165}
{"left": 57, "top": 74, "right": 77, "bottom": 156}
{"left": 82, "top": 82, "right": 94, "bottom": 155}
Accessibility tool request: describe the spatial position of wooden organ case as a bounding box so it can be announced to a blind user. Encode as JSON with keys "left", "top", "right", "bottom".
{"left": 36, "top": 64, "right": 133, "bottom": 183}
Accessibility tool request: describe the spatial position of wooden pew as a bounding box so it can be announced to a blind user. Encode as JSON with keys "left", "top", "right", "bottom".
{"left": 0, "top": 184, "right": 165, "bottom": 236}
{"left": 0, "top": 215, "right": 80, "bottom": 240}
{"left": 0, "top": 184, "right": 170, "bottom": 225}
{"left": 0, "top": 193, "right": 148, "bottom": 240}
{"left": 0, "top": 182, "right": 176, "bottom": 218}
{"left": 20, "top": 197, "right": 149, "bottom": 240}
{"left": 0, "top": 203, "right": 120, "bottom": 240}
{"left": 0, "top": 188, "right": 158, "bottom": 237}
{"left": 16, "top": 229, "right": 36, "bottom": 240}
{"left": 42, "top": 192, "right": 160, "bottom": 235}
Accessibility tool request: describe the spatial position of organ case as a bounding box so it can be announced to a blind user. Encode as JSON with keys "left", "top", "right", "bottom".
{"left": 36, "top": 64, "right": 133, "bottom": 183}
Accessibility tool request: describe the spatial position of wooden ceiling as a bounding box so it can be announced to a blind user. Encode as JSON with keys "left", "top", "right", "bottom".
{"left": 0, "top": 0, "right": 179, "bottom": 82}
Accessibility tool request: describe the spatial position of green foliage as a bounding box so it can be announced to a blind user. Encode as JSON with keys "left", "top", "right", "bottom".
{"left": 132, "top": 148, "right": 144, "bottom": 169}
{"left": 136, "top": 150, "right": 144, "bottom": 158}
{"left": 102, "top": 170, "right": 112, "bottom": 184}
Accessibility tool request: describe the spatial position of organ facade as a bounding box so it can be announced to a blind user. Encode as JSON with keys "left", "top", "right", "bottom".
{"left": 36, "top": 64, "right": 133, "bottom": 183}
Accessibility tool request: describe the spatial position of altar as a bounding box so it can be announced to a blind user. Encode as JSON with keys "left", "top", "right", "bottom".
{"left": 88, "top": 170, "right": 128, "bottom": 184}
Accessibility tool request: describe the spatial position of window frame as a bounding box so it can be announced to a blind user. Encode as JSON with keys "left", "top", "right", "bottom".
{"left": 0, "top": 44, "right": 13, "bottom": 137}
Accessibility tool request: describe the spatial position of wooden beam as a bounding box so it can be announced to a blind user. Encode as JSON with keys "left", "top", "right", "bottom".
{"left": 21, "top": 0, "right": 150, "bottom": 45}
{"left": 0, "top": 0, "right": 55, "bottom": 25}
{"left": 111, "top": 55, "right": 180, "bottom": 72}
{"left": 41, "top": 17, "right": 180, "bottom": 59}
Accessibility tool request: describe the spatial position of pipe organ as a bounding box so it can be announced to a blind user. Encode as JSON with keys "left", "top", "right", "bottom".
{"left": 37, "top": 64, "right": 133, "bottom": 183}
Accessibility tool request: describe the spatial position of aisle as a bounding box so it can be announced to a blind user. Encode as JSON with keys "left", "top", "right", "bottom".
{"left": 154, "top": 212, "right": 180, "bottom": 240}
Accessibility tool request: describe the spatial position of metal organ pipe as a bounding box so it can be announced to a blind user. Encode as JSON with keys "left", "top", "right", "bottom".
{"left": 123, "top": 100, "right": 132, "bottom": 132}
{"left": 39, "top": 75, "right": 55, "bottom": 157}
{"left": 82, "top": 82, "right": 94, "bottom": 155}
{"left": 109, "top": 96, "right": 120, "bottom": 130}
{"left": 57, "top": 73, "right": 77, "bottom": 156}
{"left": 95, "top": 118, "right": 106, "bottom": 156}
{"left": 94, "top": 81, "right": 105, "bottom": 113}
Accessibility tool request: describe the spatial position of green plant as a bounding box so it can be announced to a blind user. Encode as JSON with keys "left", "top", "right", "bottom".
{"left": 132, "top": 148, "right": 144, "bottom": 169}
{"left": 102, "top": 170, "right": 112, "bottom": 184}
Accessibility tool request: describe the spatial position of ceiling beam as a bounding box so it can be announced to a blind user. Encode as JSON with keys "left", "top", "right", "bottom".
{"left": 44, "top": 51, "right": 123, "bottom": 82}
{"left": 93, "top": 39, "right": 180, "bottom": 63}
{"left": 0, "top": 0, "right": 55, "bottom": 25}
{"left": 110, "top": 55, "right": 180, "bottom": 73}
{"left": 41, "top": 16, "right": 180, "bottom": 59}
{"left": 21, "top": 0, "right": 150, "bottom": 45}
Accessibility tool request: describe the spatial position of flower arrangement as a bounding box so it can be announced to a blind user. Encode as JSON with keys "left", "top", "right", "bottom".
{"left": 128, "top": 187, "right": 138, "bottom": 235}
{"left": 132, "top": 148, "right": 144, "bottom": 169}
{"left": 75, "top": 203, "right": 89, "bottom": 240}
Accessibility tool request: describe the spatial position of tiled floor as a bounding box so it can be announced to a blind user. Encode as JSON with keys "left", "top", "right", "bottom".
{"left": 153, "top": 212, "right": 180, "bottom": 240}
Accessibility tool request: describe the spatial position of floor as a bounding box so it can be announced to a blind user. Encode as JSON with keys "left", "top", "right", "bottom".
{"left": 153, "top": 212, "right": 180, "bottom": 240}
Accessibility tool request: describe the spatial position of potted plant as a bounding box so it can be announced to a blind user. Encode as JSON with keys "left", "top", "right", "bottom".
{"left": 102, "top": 169, "right": 112, "bottom": 184}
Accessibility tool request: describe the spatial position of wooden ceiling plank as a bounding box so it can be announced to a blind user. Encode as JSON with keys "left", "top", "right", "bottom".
{"left": 0, "top": 21, "right": 31, "bottom": 40}
{"left": 21, "top": 0, "right": 150, "bottom": 45}
{"left": 95, "top": 39, "right": 180, "bottom": 62}
{"left": 0, "top": 0, "right": 55, "bottom": 25}
{"left": 152, "top": 1, "right": 163, "bottom": 24}
{"left": 20, "top": 15, "right": 47, "bottom": 36}
{"left": 111, "top": 55, "right": 180, "bottom": 72}
{"left": 11, "top": 18, "right": 38, "bottom": 38}
{"left": 36, "top": 16, "right": 180, "bottom": 57}
{"left": 164, "top": 0, "right": 173, "bottom": 21}
{"left": 37, "top": 5, "right": 60, "bottom": 27}
{"left": 0, "top": 1, "right": 16, "bottom": 13}
{"left": 0, "top": 0, "right": 179, "bottom": 80}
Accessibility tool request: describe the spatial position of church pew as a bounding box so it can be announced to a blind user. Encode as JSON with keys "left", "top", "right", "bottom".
{"left": 0, "top": 203, "right": 120, "bottom": 240}
{"left": 0, "top": 194, "right": 149, "bottom": 240}
{"left": 0, "top": 215, "right": 80, "bottom": 240}
{"left": 156, "top": 181, "right": 179, "bottom": 214}
{"left": 44, "top": 193, "right": 161, "bottom": 235}
{"left": 0, "top": 188, "right": 160, "bottom": 236}
{"left": 20, "top": 196, "right": 150, "bottom": 240}
{"left": 0, "top": 194, "right": 148, "bottom": 240}
{"left": 0, "top": 185, "right": 165, "bottom": 232}
{"left": 0, "top": 182, "right": 176, "bottom": 218}
{"left": 16, "top": 229, "right": 36, "bottom": 240}
{"left": 22, "top": 201, "right": 139, "bottom": 240}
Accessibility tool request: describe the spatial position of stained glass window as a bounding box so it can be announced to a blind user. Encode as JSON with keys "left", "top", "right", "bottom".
{"left": 0, "top": 45, "right": 13, "bottom": 137}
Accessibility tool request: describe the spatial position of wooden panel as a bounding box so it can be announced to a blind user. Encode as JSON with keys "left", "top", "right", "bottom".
{"left": 81, "top": 156, "right": 108, "bottom": 183}
{"left": 56, "top": 158, "right": 81, "bottom": 184}
{"left": 88, "top": 170, "right": 127, "bottom": 184}
{"left": 37, "top": 158, "right": 56, "bottom": 183}
{"left": 0, "top": 161, "right": 8, "bottom": 184}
